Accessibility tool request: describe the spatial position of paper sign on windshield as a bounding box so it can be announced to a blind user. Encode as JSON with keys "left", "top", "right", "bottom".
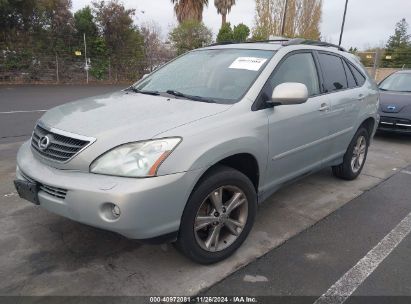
{"left": 229, "top": 57, "right": 268, "bottom": 71}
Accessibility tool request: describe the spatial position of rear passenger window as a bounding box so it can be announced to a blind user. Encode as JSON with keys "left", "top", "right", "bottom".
{"left": 318, "top": 53, "right": 348, "bottom": 92}
{"left": 343, "top": 60, "right": 357, "bottom": 88}
{"left": 349, "top": 63, "right": 366, "bottom": 86}
{"left": 269, "top": 53, "right": 320, "bottom": 96}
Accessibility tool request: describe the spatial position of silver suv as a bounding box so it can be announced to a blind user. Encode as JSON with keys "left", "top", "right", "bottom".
{"left": 14, "top": 39, "right": 379, "bottom": 264}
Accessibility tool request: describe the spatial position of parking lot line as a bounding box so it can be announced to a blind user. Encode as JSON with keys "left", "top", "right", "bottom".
{"left": 0, "top": 110, "right": 48, "bottom": 114}
{"left": 401, "top": 170, "right": 411, "bottom": 176}
{"left": 314, "top": 210, "right": 411, "bottom": 304}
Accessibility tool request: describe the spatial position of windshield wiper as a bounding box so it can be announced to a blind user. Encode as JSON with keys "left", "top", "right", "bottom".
{"left": 166, "top": 90, "right": 216, "bottom": 103}
{"left": 128, "top": 87, "right": 160, "bottom": 96}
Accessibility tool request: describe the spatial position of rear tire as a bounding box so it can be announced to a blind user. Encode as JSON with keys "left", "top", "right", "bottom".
{"left": 176, "top": 165, "right": 257, "bottom": 264}
{"left": 332, "top": 127, "right": 370, "bottom": 180}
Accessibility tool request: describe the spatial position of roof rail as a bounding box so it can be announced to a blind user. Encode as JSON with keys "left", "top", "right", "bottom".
{"left": 208, "top": 38, "right": 347, "bottom": 52}
{"left": 209, "top": 38, "right": 290, "bottom": 47}
{"left": 284, "top": 38, "right": 347, "bottom": 52}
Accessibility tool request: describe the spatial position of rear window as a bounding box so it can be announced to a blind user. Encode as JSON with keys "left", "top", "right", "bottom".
{"left": 318, "top": 53, "right": 348, "bottom": 92}
{"left": 349, "top": 63, "right": 366, "bottom": 86}
{"left": 342, "top": 60, "right": 357, "bottom": 88}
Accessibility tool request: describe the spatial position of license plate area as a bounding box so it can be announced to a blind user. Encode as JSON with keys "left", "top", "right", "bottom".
{"left": 14, "top": 180, "right": 40, "bottom": 205}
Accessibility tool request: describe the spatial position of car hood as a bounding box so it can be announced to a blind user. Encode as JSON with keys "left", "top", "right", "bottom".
{"left": 39, "top": 91, "right": 231, "bottom": 142}
{"left": 379, "top": 91, "right": 411, "bottom": 114}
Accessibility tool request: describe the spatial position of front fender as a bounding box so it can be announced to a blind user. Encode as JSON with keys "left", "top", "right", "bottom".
{"left": 156, "top": 108, "right": 269, "bottom": 180}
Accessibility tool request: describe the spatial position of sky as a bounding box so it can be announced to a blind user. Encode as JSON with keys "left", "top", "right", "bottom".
{"left": 72, "top": 0, "right": 411, "bottom": 50}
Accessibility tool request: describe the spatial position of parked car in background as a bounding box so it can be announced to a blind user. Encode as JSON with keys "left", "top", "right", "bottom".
{"left": 14, "top": 39, "right": 379, "bottom": 264}
{"left": 378, "top": 70, "right": 411, "bottom": 134}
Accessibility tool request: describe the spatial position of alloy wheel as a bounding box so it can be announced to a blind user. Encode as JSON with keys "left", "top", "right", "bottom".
{"left": 351, "top": 135, "right": 367, "bottom": 173}
{"left": 194, "top": 186, "right": 248, "bottom": 252}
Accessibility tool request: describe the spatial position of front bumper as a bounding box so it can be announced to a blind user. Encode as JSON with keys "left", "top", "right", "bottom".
{"left": 16, "top": 142, "right": 201, "bottom": 240}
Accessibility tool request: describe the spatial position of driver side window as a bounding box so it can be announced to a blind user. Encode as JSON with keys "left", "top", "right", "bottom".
{"left": 270, "top": 52, "right": 320, "bottom": 97}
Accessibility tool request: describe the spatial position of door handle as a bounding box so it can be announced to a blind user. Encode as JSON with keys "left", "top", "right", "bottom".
{"left": 319, "top": 103, "right": 330, "bottom": 112}
{"left": 357, "top": 94, "right": 365, "bottom": 101}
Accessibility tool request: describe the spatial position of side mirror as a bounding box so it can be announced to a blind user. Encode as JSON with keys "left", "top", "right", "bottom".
{"left": 269, "top": 82, "right": 309, "bottom": 106}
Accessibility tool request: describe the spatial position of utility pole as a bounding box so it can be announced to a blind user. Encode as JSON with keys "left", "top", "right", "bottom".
{"left": 55, "top": 54, "right": 59, "bottom": 83}
{"left": 281, "top": 0, "right": 289, "bottom": 36}
{"left": 372, "top": 50, "right": 381, "bottom": 80}
{"left": 339, "top": 0, "right": 349, "bottom": 46}
{"left": 84, "top": 33, "right": 89, "bottom": 84}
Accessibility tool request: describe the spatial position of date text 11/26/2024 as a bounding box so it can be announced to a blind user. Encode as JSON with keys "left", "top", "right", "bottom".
{"left": 149, "top": 296, "right": 258, "bottom": 303}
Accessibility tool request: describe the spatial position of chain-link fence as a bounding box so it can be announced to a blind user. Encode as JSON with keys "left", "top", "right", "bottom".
{"left": 0, "top": 35, "right": 175, "bottom": 84}
{"left": 0, "top": 50, "right": 145, "bottom": 84}
{"left": 357, "top": 50, "right": 411, "bottom": 82}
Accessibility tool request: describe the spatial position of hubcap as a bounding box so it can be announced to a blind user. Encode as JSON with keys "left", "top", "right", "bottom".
{"left": 351, "top": 135, "right": 367, "bottom": 173}
{"left": 194, "top": 186, "right": 248, "bottom": 252}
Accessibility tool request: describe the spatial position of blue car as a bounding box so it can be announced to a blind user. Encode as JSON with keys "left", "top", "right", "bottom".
{"left": 378, "top": 70, "right": 411, "bottom": 134}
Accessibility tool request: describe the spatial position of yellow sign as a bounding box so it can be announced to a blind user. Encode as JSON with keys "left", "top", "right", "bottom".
{"left": 385, "top": 55, "right": 392, "bottom": 60}
{"left": 75, "top": 51, "right": 82, "bottom": 56}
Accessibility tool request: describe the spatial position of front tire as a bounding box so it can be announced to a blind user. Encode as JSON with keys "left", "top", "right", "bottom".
{"left": 176, "top": 165, "right": 257, "bottom": 264}
{"left": 332, "top": 127, "right": 370, "bottom": 180}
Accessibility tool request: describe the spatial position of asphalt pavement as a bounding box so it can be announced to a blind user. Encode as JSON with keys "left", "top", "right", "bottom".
{"left": 0, "top": 84, "right": 127, "bottom": 143}
{"left": 205, "top": 165, "right": 411, "bottom": 302}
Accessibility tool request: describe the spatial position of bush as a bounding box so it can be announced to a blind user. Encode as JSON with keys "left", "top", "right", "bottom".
{"left": 233, "top": 23, "right": 250, "bottom": 42}
{"left": 169, "top": 20, "right": 213, "bottom": 55}
{"left": 217, "top": 23, "right": 234, "bottom": 43}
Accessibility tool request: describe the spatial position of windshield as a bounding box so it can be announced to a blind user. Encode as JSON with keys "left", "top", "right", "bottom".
{"left": 379, "top": 73, "right": 411, "bottom": 92}
{"left": 133, "top": 49, "right": 274, "bottom": 104}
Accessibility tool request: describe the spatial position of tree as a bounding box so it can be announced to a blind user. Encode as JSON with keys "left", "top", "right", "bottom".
{"left": 0, "top": 0, "right": 75, "bottom": 80}
{"left": 0, "top": 0, "right": 38, "bottom": 42}
{"left": 171, "top": 0, "right": 209, "bottom": 23}
{"left": 141, "top": 21, "right": 175, "bottom": 72}
{"left": 37, "top": 0, "right": 75, "bottom": 50}
{"left": 233, "top": 23, "right": 250, "bottom": 42}
{"left": 169, "top": 20, "right": 212, "bottom": 55}
{"left": 214, "top": 0, "right": 236, "bottom": 26}
{"left": 217, "top": 23, "right": 250, "bottom": 43}
{"left": 74, "top": 6, "right": 98, "bottom": 39}
{"left": 382, "top": 18, "right": 411, "bottom": 68}
{"left": 386, "top": 18, "right": 410, "bottom": 49}
{"left": 217, "top": 23, "right": 234, "bottom": 43}
{"left": 93, "top": 0, "right": 145, "bottom": 80}
{"left": 74, "top": 6, "right": 109, "bottom": 80}
{"left": 252, "top": 0, "right": 322, "bottom": 40}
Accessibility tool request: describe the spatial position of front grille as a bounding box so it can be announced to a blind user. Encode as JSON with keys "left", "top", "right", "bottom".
{"left": 31, "top": 124, "right": 91, "bottom": 162}
{"left": 380, "top": 116, "right": 411, "bottom": 131}
{"left": 39, "top": 184, "right": 68, "bottom": 199}
{"left": 20, "top": 170, "right": 68, "bottom": 200}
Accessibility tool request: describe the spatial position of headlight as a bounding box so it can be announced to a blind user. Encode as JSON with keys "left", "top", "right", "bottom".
{"left": 90, "top": 138, "right": 181, "bottom": 177}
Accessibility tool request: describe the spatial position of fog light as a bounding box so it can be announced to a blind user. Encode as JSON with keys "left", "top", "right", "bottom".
{"left": 112, "top": 204, "right": 121, "bottom": 218}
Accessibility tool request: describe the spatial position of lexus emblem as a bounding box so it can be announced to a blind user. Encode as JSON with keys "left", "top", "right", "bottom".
{"left": 38, "top": 135, "right": 51, "bottom": 151}
{"left": 387, "top": 105, "right": 396, "bottom": 111}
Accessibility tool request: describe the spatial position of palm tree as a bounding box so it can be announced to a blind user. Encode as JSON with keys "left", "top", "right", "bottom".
{"left": 214, "top": 0, "right": 236, "bottom": 26}
{"left": 171, "top": 0, "right": 209, "bottom": 23}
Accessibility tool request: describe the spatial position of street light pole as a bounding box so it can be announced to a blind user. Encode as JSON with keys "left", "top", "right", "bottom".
{"left": 281, "top": 0, "right": 289, "bottom": 36}
{"left": 339, "top": 0, "right": 349, "bottom": 46}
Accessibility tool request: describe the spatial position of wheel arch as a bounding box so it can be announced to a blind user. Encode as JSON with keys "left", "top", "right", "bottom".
{"left": 359, "top": 117, "right": 376, "bottom": 138}
{"left": 194, "top": 153, "right": 260, "bottom": 193}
